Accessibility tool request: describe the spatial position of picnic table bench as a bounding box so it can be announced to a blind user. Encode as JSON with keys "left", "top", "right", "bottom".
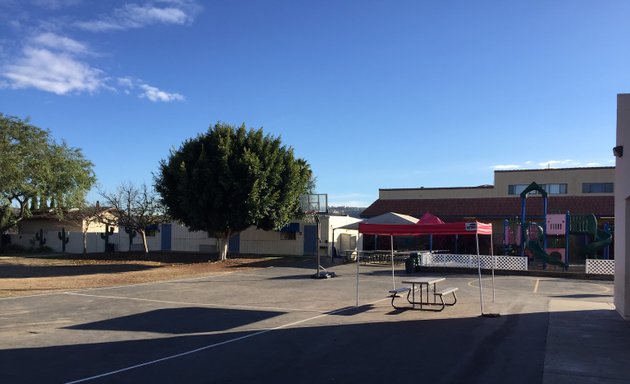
{"left": 389, "top": 277, "right": 458, "bottom": 311}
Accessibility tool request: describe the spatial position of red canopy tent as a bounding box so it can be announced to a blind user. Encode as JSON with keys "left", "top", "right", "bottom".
{"left": 356, "top": 220, "right": 495, "bottom": 315}
{"left": 417, "top": 211, "right": 445, "bottom": 225}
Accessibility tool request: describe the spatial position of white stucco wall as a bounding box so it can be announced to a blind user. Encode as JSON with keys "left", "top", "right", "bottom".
{"left": 615, "top": 94, "right": 630, "bottom": 319}
{"left": 169, "top": 223, "right": 217, "bottom": 252}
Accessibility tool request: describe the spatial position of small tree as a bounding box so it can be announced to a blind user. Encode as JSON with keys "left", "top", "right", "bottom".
{"left": 100, "top": 183, "right": 167, "bottom": 253}
{"left": 66, "top": 203, "right": 112, "bottom": 256}
{"left": 0, "top": 114, "right": 95, "bottom": 234}
{"left": 155, "top": 122, "right": 312, "bottom": 260}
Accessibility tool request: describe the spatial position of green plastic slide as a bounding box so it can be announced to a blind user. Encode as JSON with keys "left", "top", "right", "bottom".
{"left": 585, "top": 229, "right": 613, "bottom": 257}
{"left": 526, "top": 239, "right": 566, "bottom": 268}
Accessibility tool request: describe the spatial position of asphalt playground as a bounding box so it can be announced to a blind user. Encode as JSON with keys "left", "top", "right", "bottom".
{"left": 1, "top": 258, "right": 629, "bottom": 384}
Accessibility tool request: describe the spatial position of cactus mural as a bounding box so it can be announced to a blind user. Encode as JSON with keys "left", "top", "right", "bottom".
{"left": 124, "top": 226, "right": 137, "bottom": 251}
{"left": 34, "top": 229, "right": 46, "bottom": 247}
{"left": 100, "top": 224, "right": 114, "bottom": 252}
{"left": 58, "top": 228, "right": 70, "bottom": 253}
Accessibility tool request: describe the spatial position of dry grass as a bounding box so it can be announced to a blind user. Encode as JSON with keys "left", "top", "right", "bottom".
{"left": 0, "top": 254, "right": 279, "bottom": 298}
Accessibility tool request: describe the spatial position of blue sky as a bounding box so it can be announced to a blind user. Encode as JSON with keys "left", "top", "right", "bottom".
{"left": 0, "top": 1, "right": 627, "bottom": 207}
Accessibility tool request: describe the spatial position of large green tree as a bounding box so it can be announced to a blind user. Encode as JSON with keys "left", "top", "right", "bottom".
{"left": 155, "top": 123, "right": 312, "bottom": 260}
{"left": 0, "top": 114, "right": 96, "bottom": 234}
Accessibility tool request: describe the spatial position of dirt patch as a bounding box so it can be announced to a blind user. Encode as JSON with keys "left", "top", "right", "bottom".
{"left": 0, "top": 254, "right": 293, "bottom": 298}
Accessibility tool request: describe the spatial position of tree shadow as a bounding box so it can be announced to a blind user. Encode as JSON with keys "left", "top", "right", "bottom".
{"left": 0, "top": 263, "right": 158, "bottom": 278}
{"left": 3, "top": 308, "right": 630, "bottom": 383}
{"left": 64, "top": 307, "right": 284, "bottom": 334}
{"left": 1, "top": 310, "right": 558, "bottom": 384}
{"left": 224, "top": 256, "right": 315, "bottom": 269}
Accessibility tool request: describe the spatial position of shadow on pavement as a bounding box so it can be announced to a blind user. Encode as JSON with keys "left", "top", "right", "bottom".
{"left": 3, "top": 307, "right": 629, "bottom": 384}
{"left": 64, "top": 307, "right": 284, "bottom": 334}
{"left": 3, "top": 310, "right": 549, "bottom": 384}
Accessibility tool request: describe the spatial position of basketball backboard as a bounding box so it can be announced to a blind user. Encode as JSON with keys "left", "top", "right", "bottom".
{"left": 299, "top": 193, "right": 328, "bottom": 214}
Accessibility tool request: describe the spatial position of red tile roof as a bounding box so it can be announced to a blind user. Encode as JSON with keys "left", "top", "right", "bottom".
{"left": 361, "top": 196, "right": 614, "bottom": 220}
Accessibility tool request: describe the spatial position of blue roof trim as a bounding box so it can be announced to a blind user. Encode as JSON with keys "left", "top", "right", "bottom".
{"left": 280, "top": 222, "right": 300, "bottom": 232}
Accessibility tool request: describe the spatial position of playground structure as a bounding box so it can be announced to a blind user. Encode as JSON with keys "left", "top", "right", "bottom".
{"left": 502, "top": 182, "right": 613, "bottom": 270}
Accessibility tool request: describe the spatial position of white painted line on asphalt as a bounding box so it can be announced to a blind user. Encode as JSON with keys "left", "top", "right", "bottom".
{"left": 64, "top": 291, "right": 327, "bottom": 314}
{"left": 64, "top": 298, "right": 388, "bottom": 384}
{"left": 0, "top": 292, "right": 63, "bottom": 301}
{"left": 533, "top": 279, "right": 540, "bottom": 293}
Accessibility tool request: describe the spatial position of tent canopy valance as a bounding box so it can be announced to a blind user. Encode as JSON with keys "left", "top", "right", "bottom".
{"left": 358, "top": 221, "right": 493, "bottom": 236}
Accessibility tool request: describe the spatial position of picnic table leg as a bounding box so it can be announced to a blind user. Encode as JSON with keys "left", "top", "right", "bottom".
{"left": 412, "top": 284, "right": 416, "bottom": 309}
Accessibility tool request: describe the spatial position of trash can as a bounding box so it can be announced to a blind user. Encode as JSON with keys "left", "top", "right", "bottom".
{"left": 405, "top": 257, "right": 414, "bottom": 274}
{"left": 409, "top": 252, "right": 419, "bottom": 272}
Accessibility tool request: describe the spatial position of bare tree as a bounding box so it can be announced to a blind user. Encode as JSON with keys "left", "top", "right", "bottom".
{"left": 100, "top": 183, "right": 167, "bottom": 253}
{"left": 66, "top": 203, "right": 113, "bottom": 255}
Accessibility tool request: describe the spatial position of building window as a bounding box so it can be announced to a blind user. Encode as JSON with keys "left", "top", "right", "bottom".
{"left": 145, "top": 224, "right": 159, "bottom": 237}
{"left": 508, "top": 183, "right": 567, "bottom": 195}
{"left": 582, "top": 183, "right": 613, "bottom": 193}
{"left": 280, "top": 231, "right": 296, "bottom": 240}
{"left": 544, "top": 183, "right": 567, "bottom": 194}
{"left": 279, "top": 222, "right": 299, "bottom": 240}
{"left": 508, "top": 184, "right": 526, "bottom": 195}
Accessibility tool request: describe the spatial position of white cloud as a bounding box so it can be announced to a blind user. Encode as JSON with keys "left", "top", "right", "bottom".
{"left": 538, "top": 159, "right": 580, "bottom": 168}
{"left": 76, "top": 1, "right": 199, "bottom": 32}
{"left": 1, "top": 32, "right": 106, "bottom": 95}
{"left": 117, "top": 76, "right": 184, "bottom": 101}
{"left": 32, "top": 32, "right": 89, "bottom": 54}
{"left": 139, "top": 83, "right": 184, "bottom": 102}
{"left": 329, "top": 193, "right": 372, "bottom": 207}
{"left": 487, "top": 159, "right": 612, "bottom": 174}
{"left": 492, "top": 164, "right": 521, "bottom": 170}
{"left": 329, "top": 199, "right": 370, "bottom": 207}
{"left": 0, "top": 6, "right": 193, "bottom": 99}
{"left": 117, "top": 76, "right": 135, "bottom": 88}
{"left": 2, "top": 46, "right": 105, "bottom": 95}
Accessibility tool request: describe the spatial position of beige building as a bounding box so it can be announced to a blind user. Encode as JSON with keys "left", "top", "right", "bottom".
{"left": 378, "top": 167, "right": 615, "bottom": 200}
{"left": 364, "top": 167, "right": 615, "bottom": 222}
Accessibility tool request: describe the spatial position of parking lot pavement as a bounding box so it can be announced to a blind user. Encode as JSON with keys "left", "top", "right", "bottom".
{"left": 0, "top": 261, "right": 627, "bottom": 383}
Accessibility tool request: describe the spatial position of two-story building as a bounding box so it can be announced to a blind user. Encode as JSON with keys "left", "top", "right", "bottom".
{"left": 363, "top": 167, "right": 614, "bottom": 220}
{"left": 361, "top": 167, "right": 615, "bottom": 257}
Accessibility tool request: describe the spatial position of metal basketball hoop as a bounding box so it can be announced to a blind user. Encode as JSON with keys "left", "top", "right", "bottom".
{"left": 299, "top": 194, "right": 334, "bottom": 279}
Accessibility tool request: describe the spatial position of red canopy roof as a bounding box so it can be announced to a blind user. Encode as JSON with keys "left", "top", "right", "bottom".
{"left": 418, "top": 212, "right": 445, "bottom": 224}
{"left": 358, "top": 221, "right": 492, "bottom": 236}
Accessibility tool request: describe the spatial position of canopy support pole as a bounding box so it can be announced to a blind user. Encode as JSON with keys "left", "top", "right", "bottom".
{"left": 491, "top": 233, "right": 496, "bottom": 303}
{"left": 391, "top": 235, "right": 395, "bottom": 290}
{"left": 356, "top": 250, "right": 360, "bottom": 307}
{"left": 476, "top": 233, "right": 484, "bottom": 315}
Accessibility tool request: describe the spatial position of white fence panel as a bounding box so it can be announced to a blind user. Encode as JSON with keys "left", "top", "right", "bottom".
{"left": 421, "top": 253, "right": 528, "bottom": 271}
{"left": 586, "top": 259, "right": 614, "bottom": 275}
